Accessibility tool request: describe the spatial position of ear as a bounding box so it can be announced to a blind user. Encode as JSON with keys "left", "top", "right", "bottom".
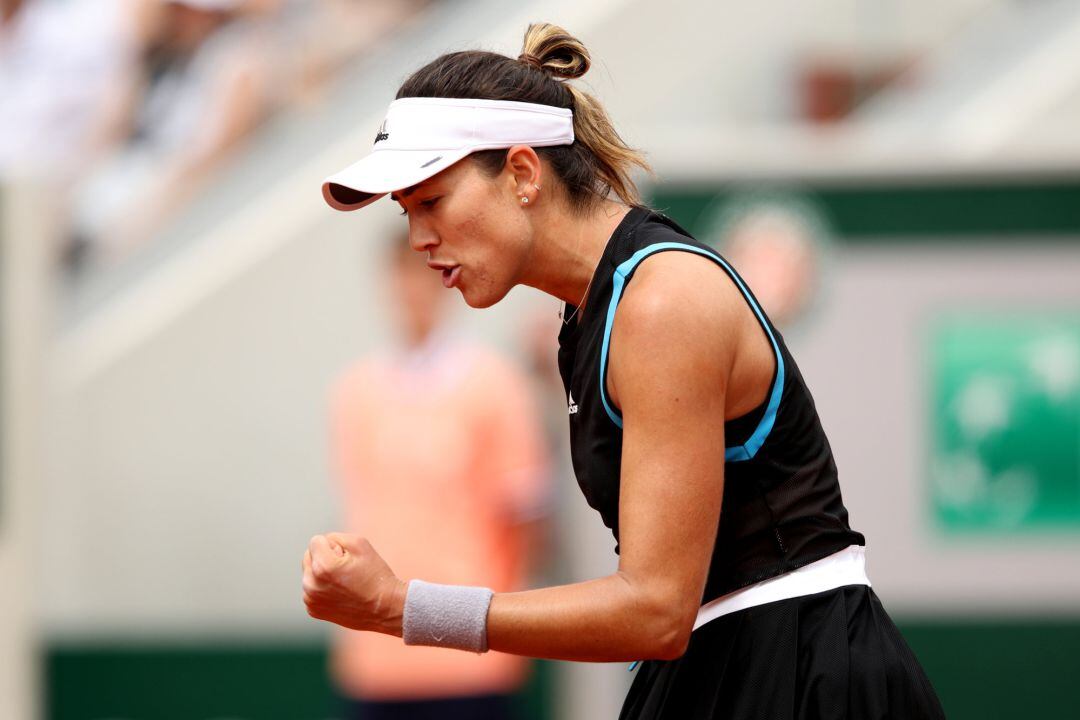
{"left": 503, "top": 145, "right": 543, "bottom": 204}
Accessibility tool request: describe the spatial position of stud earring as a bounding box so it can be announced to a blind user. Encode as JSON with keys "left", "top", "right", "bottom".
{"left": 521, "top": 196, "right": 529, "bottom": 204}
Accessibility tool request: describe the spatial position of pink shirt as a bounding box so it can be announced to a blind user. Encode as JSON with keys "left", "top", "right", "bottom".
{"left": 328, "top": 336, "right": 550, "bottom": 700}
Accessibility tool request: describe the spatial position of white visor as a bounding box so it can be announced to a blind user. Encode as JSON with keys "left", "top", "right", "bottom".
{"left": 322, "top": 97, "right": 574, "bottom": 211}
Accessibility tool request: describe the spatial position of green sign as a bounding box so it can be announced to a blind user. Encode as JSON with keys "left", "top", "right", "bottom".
{"left": 47, "top": 643, "right": 554, "bottom": 720}
{"left": 931, "top": 314, "right": 1080, "bottom": 531}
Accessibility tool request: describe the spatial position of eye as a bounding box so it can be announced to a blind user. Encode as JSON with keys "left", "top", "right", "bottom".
{"left": 398, "top": 197, "right": 438, "bottom": 216}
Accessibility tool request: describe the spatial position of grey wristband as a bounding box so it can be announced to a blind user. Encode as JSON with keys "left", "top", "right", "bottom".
{"left": 401, "top": 579, "right": 494, "bottom": 653}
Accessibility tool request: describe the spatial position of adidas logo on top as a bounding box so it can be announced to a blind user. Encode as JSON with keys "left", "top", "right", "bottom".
{"left": 568, "top": 391, "right": 579, "bottom": 415}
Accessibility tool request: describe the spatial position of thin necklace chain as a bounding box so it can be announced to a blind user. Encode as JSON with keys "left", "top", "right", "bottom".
{"left": 558, "top": 203, "right": 627, "bottom": 326}
{"left": 560, "top": 269, "right": 595, "bottom": 326}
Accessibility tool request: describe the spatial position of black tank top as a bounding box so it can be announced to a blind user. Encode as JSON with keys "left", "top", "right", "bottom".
{"left": 557, "top": 205, "right": 865, "bottom": 603}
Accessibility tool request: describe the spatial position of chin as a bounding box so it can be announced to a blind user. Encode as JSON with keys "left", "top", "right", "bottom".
{"left": 459, "top": 282, "right": 511, "bottom": 309}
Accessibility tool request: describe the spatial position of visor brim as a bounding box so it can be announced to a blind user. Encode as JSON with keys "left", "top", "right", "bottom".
{"left": 321, "top": 147, "right": 471, "bottom": 211}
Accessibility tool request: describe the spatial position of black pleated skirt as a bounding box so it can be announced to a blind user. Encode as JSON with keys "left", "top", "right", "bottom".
{"left": 619, "top": 585, "right": 945, "bottom": 720}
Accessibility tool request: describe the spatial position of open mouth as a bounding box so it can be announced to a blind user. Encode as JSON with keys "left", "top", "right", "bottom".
{"left": 441, "top": 266, "right": 462, "bottom": 289}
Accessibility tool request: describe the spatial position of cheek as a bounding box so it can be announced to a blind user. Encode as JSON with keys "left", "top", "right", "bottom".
{"left": 450, "top": 207, "right": 515, "bottom": 264}
{"left": 439, "top": 187, "right": 527, "bottom": 293}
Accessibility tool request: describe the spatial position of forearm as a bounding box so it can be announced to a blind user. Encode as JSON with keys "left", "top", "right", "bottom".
{"left": 484, "top": 572, "right": 688, "bottom": 662}
{"left": 309, "top": 540, "right": 692, "bottom": 662}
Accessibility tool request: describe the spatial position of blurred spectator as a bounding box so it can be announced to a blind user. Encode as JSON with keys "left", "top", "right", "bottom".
{"left": 703, "top": 194, "right": 833, "bottom": 332}
{"left": 718, "top": 205, "right": 820, "bottom": 328}
{"left": 0, "top": 0, "right": 138, "bottom": 193}
{"left": 276, "top": 0, "right": 432, "bottom": 108}
{"left": 68, "top": 0, "right": 281, "bottom": 267}
{"left": 327, "top": 232, "right": 552, "bottom": 720}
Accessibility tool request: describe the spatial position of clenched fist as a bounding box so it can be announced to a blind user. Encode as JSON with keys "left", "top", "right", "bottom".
{"left": 301, "top": 533, "right": 407, "bottom": 636}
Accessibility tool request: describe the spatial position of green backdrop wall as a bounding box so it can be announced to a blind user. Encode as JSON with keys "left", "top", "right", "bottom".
{"left": 45, "top": 620, "right": 1080, "bottom": 720}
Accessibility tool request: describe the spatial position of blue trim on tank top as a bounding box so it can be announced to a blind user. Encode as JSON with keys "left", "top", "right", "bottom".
{"left": 598, "top": 242, "right": 785, "bottom": 463}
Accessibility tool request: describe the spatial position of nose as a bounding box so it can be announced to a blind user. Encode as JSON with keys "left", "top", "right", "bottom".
{"left": 407, "top": 220, "right": 438, "bottom": 254}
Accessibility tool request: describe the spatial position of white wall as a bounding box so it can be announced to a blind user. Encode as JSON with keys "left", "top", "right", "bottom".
{"left": 1, "top": 185, "right": 49, "bottom": 720}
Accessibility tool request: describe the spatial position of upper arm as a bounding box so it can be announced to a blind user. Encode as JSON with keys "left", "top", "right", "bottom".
{"left": 607, "top": 252, "right": 744, "bottom": 641}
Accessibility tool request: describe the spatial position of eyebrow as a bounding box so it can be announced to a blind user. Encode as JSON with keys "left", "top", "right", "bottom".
{"left": 390, "top": 184, "right": 423, "bottom": 203}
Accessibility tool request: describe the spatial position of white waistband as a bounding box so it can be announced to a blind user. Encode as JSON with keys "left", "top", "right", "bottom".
{"left": 693, "top": 545, "right": 870, "bottom": 632}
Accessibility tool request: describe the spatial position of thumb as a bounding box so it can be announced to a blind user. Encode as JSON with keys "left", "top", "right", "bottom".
{"left": 310, "top": 534, "right": 346, "bottom": 566}
{"left": 326, "top": 531, "right": 364, "bottom": 555}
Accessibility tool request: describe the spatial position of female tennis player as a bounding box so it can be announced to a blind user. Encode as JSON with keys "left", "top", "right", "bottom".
{"left": 302, "top": 22, "right": 945, "bottom": 719}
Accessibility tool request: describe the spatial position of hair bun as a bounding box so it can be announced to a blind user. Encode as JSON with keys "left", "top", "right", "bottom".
{"left": 520, "top": 23, "right": 590, "bottom": 80}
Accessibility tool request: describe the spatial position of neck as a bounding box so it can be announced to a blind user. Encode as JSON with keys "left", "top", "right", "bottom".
{"left": 522, "top": 198, "right": 632, "bottom": 312}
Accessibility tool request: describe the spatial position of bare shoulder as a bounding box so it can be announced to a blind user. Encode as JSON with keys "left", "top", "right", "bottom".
{"left": 614, "top": 249, "right": 746, "bottom": 352}
{"left": 608, "top": 250, "right": 746, "bottom": 407}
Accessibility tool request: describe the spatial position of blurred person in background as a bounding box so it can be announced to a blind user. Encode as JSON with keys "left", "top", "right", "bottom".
{"left": 0, "top": 0, "right": 140, "bottom": 255}
{"left": 326, "top": 231, "right": 553, "bottom": 720}
{"left": 67, "top": 0, "right": 280, "bottom": 269}
{"left": 704, "top": 197, "right": 832, "bottom": 333}
{"left": 276, "top": 0, "right": 432, "bottom": 109}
